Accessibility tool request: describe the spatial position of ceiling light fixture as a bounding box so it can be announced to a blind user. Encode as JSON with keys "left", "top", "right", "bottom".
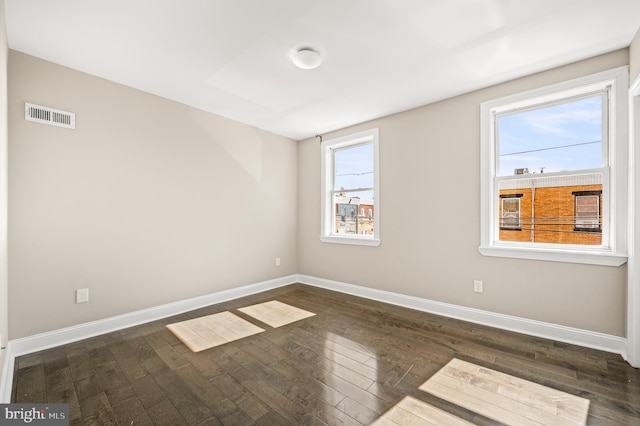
{"left": 292, "top": 48, "right": 322, "bottom": 70}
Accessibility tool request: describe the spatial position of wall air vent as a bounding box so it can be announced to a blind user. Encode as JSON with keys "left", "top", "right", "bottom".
{"left": 25, "top": 103, "right": 75, "bottom": 129}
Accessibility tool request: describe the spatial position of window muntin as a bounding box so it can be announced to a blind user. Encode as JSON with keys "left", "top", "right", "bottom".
{"left": 479, "top": 67, "right": 628, "bottom": 266}
{"left": 321, "top": 129, "right": 380, "bottom": 246}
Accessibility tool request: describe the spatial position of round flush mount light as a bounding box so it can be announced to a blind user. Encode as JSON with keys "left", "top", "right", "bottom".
{"left": 292, "top": 48, "right": 322, "bottom": 70}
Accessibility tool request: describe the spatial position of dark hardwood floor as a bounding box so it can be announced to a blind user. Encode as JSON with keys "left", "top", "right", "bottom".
{"left": 12, "top": 284, "right": 640, "bottom": 425}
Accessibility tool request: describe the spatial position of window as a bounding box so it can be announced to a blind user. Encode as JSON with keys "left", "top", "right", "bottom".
{"left": 574, "top": 191, "right": 601, "bottom": 232}
{"left": 480, "top": 67, "right": 628, "bottom": 266}
{"left": 500, "top": 195, "right": 521, "bottom": 230}
{"left": 321, "top": 128, "right": 380, "bottom": 246}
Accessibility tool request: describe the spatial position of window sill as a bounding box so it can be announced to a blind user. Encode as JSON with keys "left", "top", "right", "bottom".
{"left": 478, "top": 245, "right": 627, "bottom": 266}
{"left": 320, "top": 235, "right": 381, "bottom": 247}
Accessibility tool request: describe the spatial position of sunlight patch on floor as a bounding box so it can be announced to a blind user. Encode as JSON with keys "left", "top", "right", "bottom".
{"left": 238, "top": 300, "right": 315, "bottom": 328}
{"left": 166, "top": 311, "right": 264, "bottom": 352}
{"left": 419, "top": 358, "right": 590, "bottom": 426}
{"left": 371, "top": 396, "right": 474, "bottom": 425}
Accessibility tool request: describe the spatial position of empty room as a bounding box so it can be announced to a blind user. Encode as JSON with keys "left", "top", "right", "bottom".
{"left": 1, "top": 1, "right": 640, "bottom": 425}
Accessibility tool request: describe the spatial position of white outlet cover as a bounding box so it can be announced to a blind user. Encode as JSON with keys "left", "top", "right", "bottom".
{"left": 76, "top": 288, "right": 89, "bottom": 303}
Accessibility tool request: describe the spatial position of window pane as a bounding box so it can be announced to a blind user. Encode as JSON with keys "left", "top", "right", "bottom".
{"left": 497, "top": 95, "right": 603, "bottom": 176}
{"left": 334, "top": 143, "right": 374, "bottom": 190}
{"left": 501, "top": 198, "right": 520, "bottom": 229}
{"left": 333, "top": 190, "right": 374, "bottom": 236}
{"left": 575, "top": 195, "right": 600, "bottom": 229}
{"left": 498, "top": 174, "right": 602, "bottom": 245}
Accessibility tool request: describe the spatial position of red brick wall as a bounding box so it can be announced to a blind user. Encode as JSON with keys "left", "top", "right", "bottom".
{"left": 499, "top": 184, "right": 602, "bottom": 245}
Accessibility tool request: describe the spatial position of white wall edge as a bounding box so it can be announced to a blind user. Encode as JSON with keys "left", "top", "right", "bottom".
{"left": 0, "top": 274, "right": 298, "bottom": 402}
{"left": 297, "top": 274, "right": 628, "bottom": 358}
{"left": 627, "top": 72, "right": 640, "bottom": 368}
{"left": 0, "top": 348, "right": 11, "bottom": 404}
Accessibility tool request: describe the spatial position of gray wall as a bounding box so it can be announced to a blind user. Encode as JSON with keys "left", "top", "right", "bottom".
{"left": 8, "top": 51, "right": 298, "bottom": 339}
{"left": 298, "top": 49, "right": 629, "bottom": 337}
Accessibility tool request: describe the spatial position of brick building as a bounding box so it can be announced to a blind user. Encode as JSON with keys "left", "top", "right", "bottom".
{"left": 334, "top": 195, "right": 374, "bottom": 236}
{"left": 498, "top": 173, "right": 602, "bottom": 245}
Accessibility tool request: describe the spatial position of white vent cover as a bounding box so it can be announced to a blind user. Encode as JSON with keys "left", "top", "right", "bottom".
{"left": 25, "top": 103, "right": 75, "bottom": 129}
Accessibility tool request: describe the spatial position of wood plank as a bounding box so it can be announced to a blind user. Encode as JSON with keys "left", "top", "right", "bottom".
{"left": 14, "top": 364, "right": 45, "bottom": 403}
{"left": 152, "top": 368, "right": 214, "bottom": 424}
{"left": 107, "top": 341, "right": 148, "bottom": 382}
{"left": 74, "top": 374, "right": 105, "bottom": 403}
{"left": 77, "top": 392, "right": 118, "bottom": 425}
{"left": 145, "top": 399, "right": 186, "bottom": 425}
{"left": 130, "top": 375, "right": 167, "bottom": 409}
{"left": 335, "top": 396, "right": 381, "bottom": 425}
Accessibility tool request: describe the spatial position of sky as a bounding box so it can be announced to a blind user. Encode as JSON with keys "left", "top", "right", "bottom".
{"left": 333, "top": 143, "right": 374, "bottom": 200}
{"left": 331, "top": 94, "right": 602, "bottom": 194}
{"left": 497, "top": 94, "right": 603, "bottom": 176}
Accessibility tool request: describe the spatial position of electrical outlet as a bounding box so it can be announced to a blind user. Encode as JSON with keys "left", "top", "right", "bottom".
{"left": 76, "top": 288, "right": 89, "bottom": 303}
{"left": 473, "top": 280, "right": 483, "bottom": 293}
{"left": 275, "top": 257, "right": 281, "bottom": 267}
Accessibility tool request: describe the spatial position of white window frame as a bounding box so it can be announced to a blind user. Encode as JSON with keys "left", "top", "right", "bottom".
{"left": 479, "top": 67, "right": 628, "bottom": 266}
{"left": 320, "top": 128, "right": 380, "bottom": 246}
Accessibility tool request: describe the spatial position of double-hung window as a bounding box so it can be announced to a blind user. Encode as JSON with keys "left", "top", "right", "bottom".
{"left": 480, "top": 67, "right": 628, "bottom": 265}
{"left": 320, "top": 128, "right": 380, "bottom": 246}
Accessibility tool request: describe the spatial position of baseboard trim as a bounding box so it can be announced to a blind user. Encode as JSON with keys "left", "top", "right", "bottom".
{"left": 2, "top": 273, "right": 628, "bottom": 402}
{"left": 297, "top": 274, "right": 628, "bottom": 357}
{"left": 9, "top": 275, "right": 298, "bottom": 358}
{"left": 0, "top": 274, "right": 297, "bottom": 402}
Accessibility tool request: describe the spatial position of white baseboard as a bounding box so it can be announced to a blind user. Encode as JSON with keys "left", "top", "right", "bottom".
{"left": 297, "top": 274, "right": 628, "bottom": 358}
{"left": 1, "top": 273, "right": 628, "bottom": 402}
{"left": 8, "top": 275, "right": 298, "bottom": 358}
{"left": 0, "top": 275, "right": 297, "bottom": 402}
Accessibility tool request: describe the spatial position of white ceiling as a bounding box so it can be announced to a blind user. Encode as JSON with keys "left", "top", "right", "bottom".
{"left": 5, "top": 1, "right": 640, "bottom": 141}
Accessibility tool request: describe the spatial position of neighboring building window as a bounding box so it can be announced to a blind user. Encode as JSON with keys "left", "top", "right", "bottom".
{"left": 480, "top": 67, "right": 628, "bottom": 266}
{"left": 574, "top": 191, "right": 602, "bottom": 232}
{"left": 321, "top": 128, "right": 380, "bottom": 246}
{"left": 500, "top": 195, "right": 521, "bottom": 230}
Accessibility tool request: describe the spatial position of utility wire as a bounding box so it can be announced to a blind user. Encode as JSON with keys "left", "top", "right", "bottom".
{"left": 336, "top": 171, "right": 374, "bottom": 176}
{"left": 500, "top": 140, "right": 600, "bottom": 157}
